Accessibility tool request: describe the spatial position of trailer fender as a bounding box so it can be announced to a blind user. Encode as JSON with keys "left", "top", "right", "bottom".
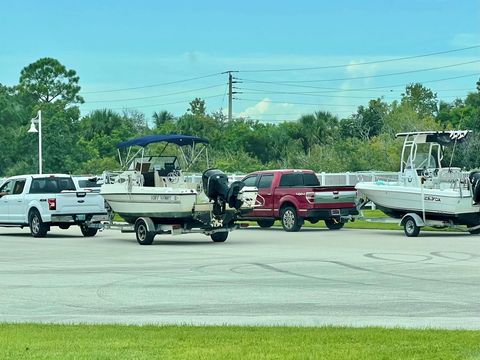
{"left": 136, "top": 217, "right": 156, "bottom": 233}
{"left": 400, "top": 213, "right": 425, "bottom": 227}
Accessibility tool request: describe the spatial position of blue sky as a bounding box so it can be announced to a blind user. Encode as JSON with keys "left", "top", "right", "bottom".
{"left": 1, "top": 0, "right": 479, "bottom": 122}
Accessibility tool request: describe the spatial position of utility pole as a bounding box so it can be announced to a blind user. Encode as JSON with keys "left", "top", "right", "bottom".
{"left": 228, "top": 72, "right": 233, "bottom": 121}
{"left": 223, "top": 71, "right": 240, "bottom": 121}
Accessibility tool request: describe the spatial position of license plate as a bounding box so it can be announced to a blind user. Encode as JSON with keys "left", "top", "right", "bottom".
{"left": 76, "top": 214, "right": 86, "bottom": 221}
{"left": 330, "top": 209, "right": 341, "bottom": 216}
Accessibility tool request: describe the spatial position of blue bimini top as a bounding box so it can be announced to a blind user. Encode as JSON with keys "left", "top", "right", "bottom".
{"left": 117, "top": 134, "right": 209, "bottom": 149}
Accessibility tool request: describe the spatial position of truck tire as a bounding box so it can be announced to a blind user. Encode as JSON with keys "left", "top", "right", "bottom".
{"left": 403, "top": 216, "right": 420, "bottom": 237}
{"left": 135, "top": 219, "right": 155, "bottom": 245}
{"left": 325, "top": 219, "right": 344, "bottom": 230}
{"left": 257, "top": 219, "right": 275, "bottom": 228}
{"left": 211, "top": 231, "right": 228, "bottom": 242}
{"left": 29, "top": 209, "right": 48, "bottom": 238}
{"left": 80, "top": 224, "right": 98, "bottom": 237}
{"left": 280, "top": 206, "right": 302, "bottom": 232}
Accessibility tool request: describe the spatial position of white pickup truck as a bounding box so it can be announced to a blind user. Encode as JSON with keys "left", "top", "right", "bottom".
{"left": 0, "top": 174, "right": 109, "bottom": 237}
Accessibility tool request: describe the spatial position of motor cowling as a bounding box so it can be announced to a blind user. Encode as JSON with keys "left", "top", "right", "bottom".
{"left": 469, "top": 171, "right": 480, "bottom": 204}
{"left": 202, "top": 169, "right": 245, "bottom": 215}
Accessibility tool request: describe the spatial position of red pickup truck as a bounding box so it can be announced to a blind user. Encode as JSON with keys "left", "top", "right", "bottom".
{"left": 240, "top": 169, "right": 358, "bottom": 231}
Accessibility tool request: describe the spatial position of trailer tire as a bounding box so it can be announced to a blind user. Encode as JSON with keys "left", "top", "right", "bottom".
{"left": 403, "top": 216, "right": 420, "bottom": 237}
{"left": 211, "top": 231, "right": 228, "bottom": 242}
{"left": 80, "top": 224, "right": 98, "bottom": 237}
{"left": 257, "top": 219, "right": 275, "bottom": 228}
{"left": 135, "top": 219, "right": 155, "bottom": 245}
{"left": 29, "top": 209, "right": 48, "bottom": 238}
{"left": 325, "top": 219, "right": 344, "bottom": 230}
{"left": 468, "top": 227, "right": 480, "bottom": 235}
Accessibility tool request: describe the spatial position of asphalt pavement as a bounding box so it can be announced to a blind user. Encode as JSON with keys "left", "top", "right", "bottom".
{"left": 0, "top": 225, "right": 479, "bottom": 329}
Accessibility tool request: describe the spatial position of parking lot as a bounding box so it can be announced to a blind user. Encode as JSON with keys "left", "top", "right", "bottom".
{"left": 0, "top": 226, "right": 479, "bottom": 329}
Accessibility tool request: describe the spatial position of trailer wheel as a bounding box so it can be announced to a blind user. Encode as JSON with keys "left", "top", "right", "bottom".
{"left": 325, "top": 219, "right": 344, "bottom": 230}
{"left": 468, "top": 228, "right": 480, "bottom": 235}
{"left": 257, "top": 219, "right": 275, "bottom": 228}
{"left": 403, "top": 216, "right": 420, "bottom": 237}
{"left": 280, "top": 206, "right": 302, "bottom": 232}
{"left": 29, "top": 209, "right": 48, "bottom": 238}
{"left": 211, "top": 231, "right": 228, "bottom": 242}
{"left": 135, "top": 219, "right": 155, "bottom": 245}
{"left": 80, "top": 224, "right": 98, "bottom": 237}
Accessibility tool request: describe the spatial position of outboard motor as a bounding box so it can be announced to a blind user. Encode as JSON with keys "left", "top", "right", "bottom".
{"left": 202, "top": 169, "right": 245, "bottom": 215}
{"left": 469, "top": 171, "right": 480, "bottom": 205}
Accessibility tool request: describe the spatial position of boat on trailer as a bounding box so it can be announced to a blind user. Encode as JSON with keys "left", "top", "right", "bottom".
{"left": 355, "top": 130, "right": 480, "bottom": 236}
{"left": 100, "top": 134, "right": 259, "bottom": 244}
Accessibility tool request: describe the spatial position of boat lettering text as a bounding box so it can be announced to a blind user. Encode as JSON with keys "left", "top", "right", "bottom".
{"left": 151, "top": 194, "right": 180, "bottom": 203}
{"left": 424, "top": 195, "right": 441, "bottom": 202}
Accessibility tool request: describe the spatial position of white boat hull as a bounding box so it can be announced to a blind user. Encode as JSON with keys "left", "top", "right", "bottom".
{"left": 356, "top": 181, "right": 480, "bottom": 225}
{"left": 101, "top": 181, "right": 259, "bottom": 224}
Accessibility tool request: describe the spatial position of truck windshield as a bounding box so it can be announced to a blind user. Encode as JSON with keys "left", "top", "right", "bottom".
{"left": 30, "top": 177, "right": 77, "bottom": 194}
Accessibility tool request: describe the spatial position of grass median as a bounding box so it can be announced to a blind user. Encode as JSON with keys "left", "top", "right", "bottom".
{"left": 1, "top": 324, "right": 479, "bottom": 359}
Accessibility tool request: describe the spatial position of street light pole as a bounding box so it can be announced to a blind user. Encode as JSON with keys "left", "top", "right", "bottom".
{"left": 28, "top": 110, "right": 42, "bottom": 174}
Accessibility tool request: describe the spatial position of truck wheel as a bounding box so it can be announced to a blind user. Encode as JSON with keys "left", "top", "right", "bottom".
{"left": 80, "top": 224, "right": 98, "bottom": 237}
{"left": 325, "top": 219, "right": 344, "bottom": 230}
{"left": 29, "top": 209, "right": 48, "bottom": 238}
{"left": 281, "top": 206, "right": 302, "bottom": 232}
{"left": 257, "top": 219, "right": 275, "bottom": 228}
{"left": 403, "top": 216, "right": 420, "bottom": 237}
{"left": 135, "top": 219, "right": 155, "bottom": 245}
{"left": 211, "top": 231, "right": 228, "bottom": 242}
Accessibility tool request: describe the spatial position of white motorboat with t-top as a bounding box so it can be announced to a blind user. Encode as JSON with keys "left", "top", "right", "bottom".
{"left": 356, "top": 130, "right": 480, "bottom": 236}
{"left": 100, "top": 134, "right": 259, "bottom": 244}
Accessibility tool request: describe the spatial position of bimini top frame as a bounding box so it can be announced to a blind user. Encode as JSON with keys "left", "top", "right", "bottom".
{"left": 116, "top": 134, "right": 210, "bottom": 171}
{"left": 396, "top": 130, "right": 472, "bottom": 176}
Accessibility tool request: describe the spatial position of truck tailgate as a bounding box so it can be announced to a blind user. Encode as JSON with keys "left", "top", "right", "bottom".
{"left": 54, "top": 191, "right": 106, "bottom": 214}
{"left": 312, "top": 188, "right": 357, "bottom": 205}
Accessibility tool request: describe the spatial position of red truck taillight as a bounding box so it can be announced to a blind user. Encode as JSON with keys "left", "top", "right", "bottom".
{"left": 48, "top": 198, "right": 56, "bottom": 210}
{"left": 305, "top": 192, "right": 315, "bottom": 204}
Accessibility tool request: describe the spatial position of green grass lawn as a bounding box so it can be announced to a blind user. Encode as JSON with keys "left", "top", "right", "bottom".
{"left": 1, "top": 324, "right": 479, "bottom": 360}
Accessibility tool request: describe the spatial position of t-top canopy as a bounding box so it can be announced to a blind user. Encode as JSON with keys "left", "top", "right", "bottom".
{"left": 396, "top": 130, "right": 471, "bottom": 145}
{"left": 117, "top": 134, "right": 209, "bottom": 149}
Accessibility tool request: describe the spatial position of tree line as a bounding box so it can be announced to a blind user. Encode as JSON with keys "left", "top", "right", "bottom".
{"left": 1, "top": 57, "right": 479, "bottom": 177}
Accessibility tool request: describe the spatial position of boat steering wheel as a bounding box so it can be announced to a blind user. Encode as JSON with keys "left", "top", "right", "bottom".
{"left": 422, "top": 168, "right": 438, "bottom": 178}
{"left": 166, "top": 171, "right": 181, "bottom": 184}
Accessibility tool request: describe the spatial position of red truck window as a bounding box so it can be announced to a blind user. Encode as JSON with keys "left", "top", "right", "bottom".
{"left": 279, "top": 173, "right": 303, "bottom": 187}
{"left": 243, "top": 175, "right": 258, "bottom": 187}
{"left": 257, "top": 174, "right": 274, "bottom": 189}
{"left": 303, "top": 173, "right": 320, "bottom": 186}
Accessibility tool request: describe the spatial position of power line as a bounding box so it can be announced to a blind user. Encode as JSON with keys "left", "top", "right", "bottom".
{"left": 238, "top": 73, "right": 480, "bottom": 92}
{"left": 81, "top": 72, "right": 224, "bottom": 94}
{"left": 239, "top": 88, "right": 380, "bottom": 99}
{"left": 238, "top": 60, "right": 480, "bottom": 84}
{"left": 81, "top": 93, "right": 225, "bottom": 111}
{"left": 84, "top": 83, "right": 226, "bottom": 103}
{"left": 238, "top": 45, "right": 480, "bottom": 73}
{"left": 237, "top": 98, "right": 358, "bottom": 107}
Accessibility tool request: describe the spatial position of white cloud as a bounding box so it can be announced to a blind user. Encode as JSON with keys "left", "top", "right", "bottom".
{"left": 237, "top": 98, "right": 272, "bottom": 118}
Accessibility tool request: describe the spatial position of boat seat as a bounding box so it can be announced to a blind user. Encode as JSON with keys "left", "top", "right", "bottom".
{"left": 142, "top": 172, "right": 155, "bottom": 187}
